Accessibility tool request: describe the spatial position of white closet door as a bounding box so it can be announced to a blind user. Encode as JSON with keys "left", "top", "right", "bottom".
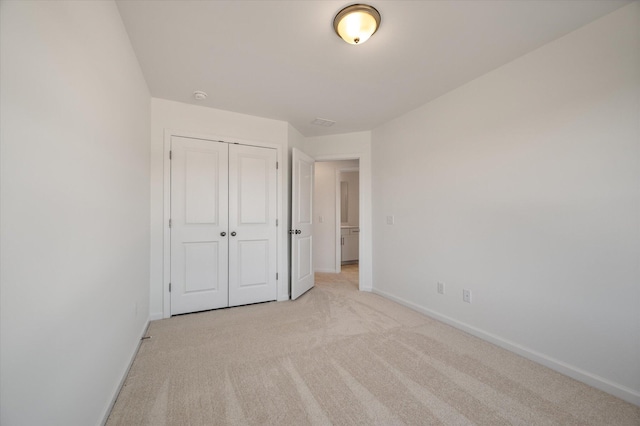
{"left": 228, "top": 144, "right": 278, "bottom": 307}
{"left": 170, "top": 137, "right": 229, "bottom": 315}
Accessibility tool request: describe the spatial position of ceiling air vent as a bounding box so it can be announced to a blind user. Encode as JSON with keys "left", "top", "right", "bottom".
{"left": 311, "top": 118, "right": 336, "bottom": 127}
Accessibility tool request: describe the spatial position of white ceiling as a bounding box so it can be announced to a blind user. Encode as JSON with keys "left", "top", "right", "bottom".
{"left": 116, "top": 0, "right": 631, "bottom": 137}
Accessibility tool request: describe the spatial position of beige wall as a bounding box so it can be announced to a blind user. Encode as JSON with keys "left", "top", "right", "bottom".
{"left": 1, "top": 1, "right": 151, "bottom": 424}
{"left": 372, "top": 3, "right": 640, "bottom": 404}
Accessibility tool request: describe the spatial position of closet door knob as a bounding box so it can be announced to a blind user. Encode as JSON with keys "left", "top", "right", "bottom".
{"left": 220, "top": 232, "right": 226, "bottom": 237}
{"left": 231, "top": 231, "right": 237, "bottom": 237}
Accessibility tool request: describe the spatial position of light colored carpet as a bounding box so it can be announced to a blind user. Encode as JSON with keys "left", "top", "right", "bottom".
{"left": 107, "top": 265, "right": 639, "bottom": 425}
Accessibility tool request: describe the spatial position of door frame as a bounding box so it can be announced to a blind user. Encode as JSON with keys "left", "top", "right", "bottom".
{"left": 314, "top": 153, "right": 369, "bottom": 292}
{"left": 162, "top": 129, "right": 284, "bottom": 319}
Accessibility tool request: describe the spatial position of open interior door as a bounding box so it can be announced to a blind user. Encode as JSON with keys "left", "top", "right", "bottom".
{"left": 291, "top": 148, "right": 315, "bottom": 299}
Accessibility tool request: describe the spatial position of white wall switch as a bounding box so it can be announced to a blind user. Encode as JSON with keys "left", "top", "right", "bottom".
{"left": 463, "top": 289, "right": 472, "bottom": 303}
{"left": 319, "top": 215, "right": 324, "bottom": 223}
{"left": 437, "top": 282, "right": 445, "bottom": 294}
{"left": 386, "top": 215, "right": 395, "bottom": 225}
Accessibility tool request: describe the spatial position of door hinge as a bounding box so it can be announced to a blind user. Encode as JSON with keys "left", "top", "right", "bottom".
{"left": 169, "top": 282, "right": 172, "bottom": 292}
{"left": 276, "top": 219, "right": 278, "bottom": 226}
{"left": 169, "top": 219, "right": 172, "bottom": 228}
{"left": 276, "top": 273, "right": 279, "bottom": 280}
{"left": 169, "top": 151, "right": 172, "bottom": 160}
{"left": 276, "top": 162, "right": 279, "bottom": 170}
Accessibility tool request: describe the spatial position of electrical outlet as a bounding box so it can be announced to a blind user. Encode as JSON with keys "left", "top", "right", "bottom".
{"left": 386, "top": 215, "right": 395, "bottom": 225}
{"left": 319, "top": 215, "right": 324, "bottom": 223}
{"left": 437, "top": 282, "right": 445, "bottom": 294}
{"left": 462, "top": 289, "right": 472, "bottom": 303}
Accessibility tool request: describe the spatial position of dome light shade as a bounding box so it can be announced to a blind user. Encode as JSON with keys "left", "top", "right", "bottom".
{"left": 333, "top": 4, "right": 381, "bottom": 45}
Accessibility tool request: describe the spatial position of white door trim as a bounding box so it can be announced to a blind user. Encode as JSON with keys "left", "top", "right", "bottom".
{"left": 162, "top": 129, "right": 284, "bottom": 319}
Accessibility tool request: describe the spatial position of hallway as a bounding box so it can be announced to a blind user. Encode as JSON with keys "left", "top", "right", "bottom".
{"left": 315, "top": 263, "right": 359, "bottom": 290}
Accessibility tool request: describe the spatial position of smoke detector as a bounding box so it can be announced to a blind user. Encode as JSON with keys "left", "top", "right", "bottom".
{"left": 193, "top": 91, "right": 208, "bottom": 101}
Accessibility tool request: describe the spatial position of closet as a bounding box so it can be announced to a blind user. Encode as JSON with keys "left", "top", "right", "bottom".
{"left": 170, "top": 136, "right": 277, "bottom": 315}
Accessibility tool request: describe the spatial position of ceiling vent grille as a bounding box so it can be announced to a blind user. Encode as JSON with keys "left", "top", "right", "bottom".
{"left": 311, "top": 118, "right": 336, "bottom": 127}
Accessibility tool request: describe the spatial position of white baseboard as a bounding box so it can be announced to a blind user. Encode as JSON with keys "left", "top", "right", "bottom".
{"left": 100, "top": 319, "right": 150, "bottom": 425}
{"left": 372, "top": 288, "right": 640, "bottom": 407}
{"left": 149, "top": 312, "right": 164, "bottom": 321}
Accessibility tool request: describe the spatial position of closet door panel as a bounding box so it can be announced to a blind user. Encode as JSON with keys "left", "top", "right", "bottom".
{"left": 228, "top": 144, "right": 277, "bottom": 307}
{"left": 184, "top": 150, "right": 220, "bottom": 224}
{"left": 238, "top": 156, "right": 268, "bottom": 224}
{"left": 183, "top": 242, "right": 220, "bottom": 292}
{"left": 236, "top": 240, "right": 269, "bottom": 285}
{"left": 170, "top": 137, "right": 229, "bottom": 315}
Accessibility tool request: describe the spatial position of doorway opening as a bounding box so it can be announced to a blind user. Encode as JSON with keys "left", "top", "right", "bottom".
{"left": 313, "top": 160, "right": 360, "bottom": 287}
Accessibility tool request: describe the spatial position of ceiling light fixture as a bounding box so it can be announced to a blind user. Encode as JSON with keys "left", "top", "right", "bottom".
{"left": 333, "top": 4, "right": 381, "bottom": 45}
